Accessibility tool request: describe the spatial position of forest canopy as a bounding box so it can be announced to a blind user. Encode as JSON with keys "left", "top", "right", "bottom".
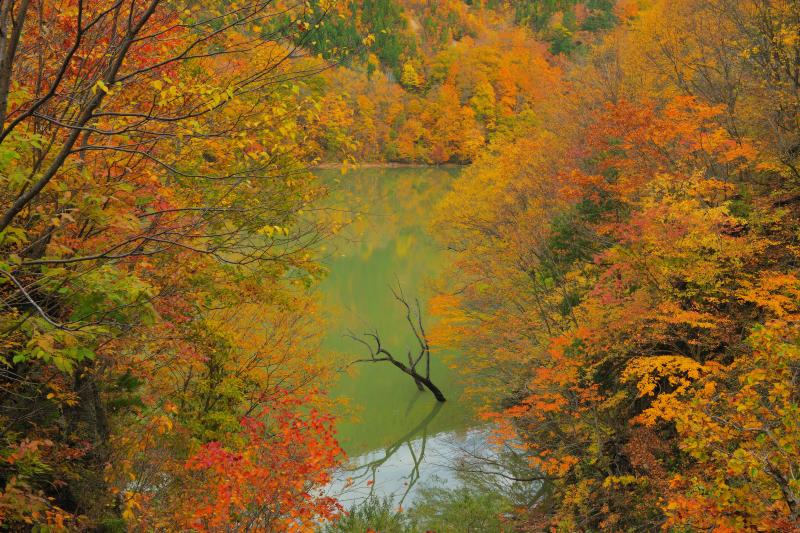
{"left": 0, "top": 0, "right": 799, "bottom": 531}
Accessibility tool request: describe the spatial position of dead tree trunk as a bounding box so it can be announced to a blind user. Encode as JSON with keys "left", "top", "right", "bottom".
{"left": 348, "top": 285, "right": 446, "bottom": 402}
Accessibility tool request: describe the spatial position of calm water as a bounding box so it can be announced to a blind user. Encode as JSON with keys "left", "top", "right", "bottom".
{"left": 315, "top": 166, "right": 479, "bottom": 506}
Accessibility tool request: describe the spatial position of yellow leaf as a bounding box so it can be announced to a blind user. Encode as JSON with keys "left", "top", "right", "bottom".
{"left": 93, "top": 80, "right": 110, "bottom": 94}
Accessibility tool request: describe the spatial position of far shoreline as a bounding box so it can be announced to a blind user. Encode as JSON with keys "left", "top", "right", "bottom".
{"left": 311, "top": 161, "right": 467, "bottom": 170}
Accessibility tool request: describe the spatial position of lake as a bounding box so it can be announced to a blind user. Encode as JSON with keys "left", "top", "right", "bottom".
{"left": 314, "top": 166, "right": 480, "bottom": 507}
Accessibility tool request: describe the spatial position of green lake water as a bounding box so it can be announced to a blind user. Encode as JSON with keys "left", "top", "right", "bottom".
{"left": 315, "top": 166, "right": 478, "bottom": 500}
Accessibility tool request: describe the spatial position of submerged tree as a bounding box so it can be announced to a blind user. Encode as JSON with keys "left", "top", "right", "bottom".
{"left": 349, "top": 284, "right": 446, "bottom": 402}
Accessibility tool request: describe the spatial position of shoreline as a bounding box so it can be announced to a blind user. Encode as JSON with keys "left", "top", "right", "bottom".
{"left": 311, "top": 161, "right": 466, "bottom": 170}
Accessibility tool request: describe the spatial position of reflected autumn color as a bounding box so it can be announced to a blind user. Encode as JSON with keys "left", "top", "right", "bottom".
{"left": 315, "top": 167, "right": 474, "bottom": 458}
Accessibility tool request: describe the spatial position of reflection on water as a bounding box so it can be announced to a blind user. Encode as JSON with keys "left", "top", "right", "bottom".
{"left": 315, "top": 166, "right": 479, "bottom": 507}
{"left": 326, "top": 403, "right": 492, "bottom": 508}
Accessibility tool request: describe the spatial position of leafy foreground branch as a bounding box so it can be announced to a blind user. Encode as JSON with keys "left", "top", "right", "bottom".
{"left": 0, "top": 0, "right": 346, "bottom": 527}
{"left": 348, "top": 285, "right": 446, "bottom": 402}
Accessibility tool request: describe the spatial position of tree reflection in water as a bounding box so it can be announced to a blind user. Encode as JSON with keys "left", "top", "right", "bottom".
{"left": 332, "top": 399, "right": 444, "bottom": 508}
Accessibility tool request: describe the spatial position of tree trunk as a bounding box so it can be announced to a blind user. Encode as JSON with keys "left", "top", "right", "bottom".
{"left": 388, "top": 358, "right": 446, "bottom": 402}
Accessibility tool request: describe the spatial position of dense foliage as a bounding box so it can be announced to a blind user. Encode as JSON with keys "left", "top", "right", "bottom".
{"left": 305, "top": 0, "right": 629, "bottom": 164}
{"left": 0, "top": 0, "right": 343, "bottom": 529}
{"left": 2, "top": 0, "right": 800, "bottom": 530}
{"left": 431, "top": 0, "right": 800, "bottom": 530}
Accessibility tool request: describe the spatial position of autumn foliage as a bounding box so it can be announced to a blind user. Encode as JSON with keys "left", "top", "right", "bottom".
{"left": 432, "top": 0, "right": 800, "bottom": 530}
{"left": 172, "top": 392, "right": 342, "bottom": 531}
{"left": 0, "top": 0, "right": 344, "bottom": 529}
{"left": 2, "top": 0, "right": 800, "bottom": 529}
{"left": 307, "top": 4, "right": 562, "bottom": 165}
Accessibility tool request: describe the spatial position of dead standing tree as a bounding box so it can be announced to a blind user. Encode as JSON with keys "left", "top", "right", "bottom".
{"left": 348, "top": 285, "right": 446, "bottom": 402}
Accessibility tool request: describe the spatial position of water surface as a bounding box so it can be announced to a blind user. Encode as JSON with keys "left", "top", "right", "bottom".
{"left": 316, "top": 166, "right": 478, "bottom": 505}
